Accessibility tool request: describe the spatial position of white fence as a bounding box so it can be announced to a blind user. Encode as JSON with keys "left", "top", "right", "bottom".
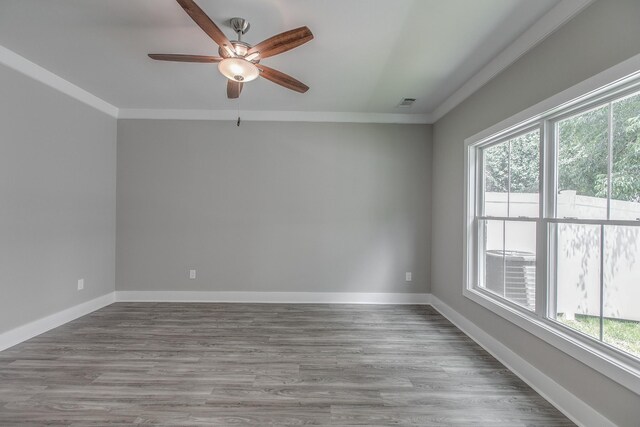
{"left": 485, "top": 191, "right": 640, "bottom": 322}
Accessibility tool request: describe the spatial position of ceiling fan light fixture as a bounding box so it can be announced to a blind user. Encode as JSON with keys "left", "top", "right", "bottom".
{"left": 150, "top": 2, "right": 313, "bottom": 98}
{"left": 218, "top": 57, "right": 259, "bottom": 82}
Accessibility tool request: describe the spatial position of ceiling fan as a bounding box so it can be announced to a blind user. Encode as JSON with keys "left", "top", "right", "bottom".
{"left": 149, "top": 0, "right": 313, "bottom": 99}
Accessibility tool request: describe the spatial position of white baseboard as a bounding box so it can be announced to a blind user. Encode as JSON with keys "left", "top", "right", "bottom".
{"left": 0, "top": 291, "right": 428, "bottom": 352}
{"left": 0, "top": 292, "right": 116, "bottom": 352}
{"left": 429, "top": 295, "right": 614, "bottom": 427}
{"left": 0, "top": 289, "right": 610, "bottom": 427}
{"left": 115, "top": 290, "right": 431, "bottom": 305}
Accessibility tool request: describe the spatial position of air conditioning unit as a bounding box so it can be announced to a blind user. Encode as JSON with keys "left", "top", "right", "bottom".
{"left": 486, "top": 250, "right": 536, "bottom": 310}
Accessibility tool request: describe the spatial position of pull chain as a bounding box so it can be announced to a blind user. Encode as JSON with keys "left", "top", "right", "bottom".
{"left": 236, "top": 97, "right": 241, "bottom": 127}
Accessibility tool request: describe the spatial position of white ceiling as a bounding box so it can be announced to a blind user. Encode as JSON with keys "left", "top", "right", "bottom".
{"left": 0, "top": 0, "right": 562, "bottom": 115}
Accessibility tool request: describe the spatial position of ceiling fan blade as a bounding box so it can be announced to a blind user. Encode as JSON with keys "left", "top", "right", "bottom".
{"left": 247, "top": 26, "right": 313, "bottom": 59}
{"left": 227, "top": 80, "right": 243, "bottom": 99}
{"left": 148, "top": 54, "right": 223, "bottom": 63}
{"left": 176, "top": 0, "right": 234, "bottom": 51}
{"left": 257, "top": 64, "right": 309, "bottom": 93}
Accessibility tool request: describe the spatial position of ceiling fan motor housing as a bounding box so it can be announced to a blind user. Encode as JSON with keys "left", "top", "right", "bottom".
{"left": 219, "top": 40, "right": 252, "bottom": 58}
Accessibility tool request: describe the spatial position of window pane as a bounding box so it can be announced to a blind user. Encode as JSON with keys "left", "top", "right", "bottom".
{"left": 509, "top": 130, "right": 540, "bottom": 218}
{"left": 480, "top": 219, "right": 536, "bottom": 311}
{"left": 557, "top": 106, "right": 609, "bottom": 219}
{"left": 554, "top": 223, "right": 601, "bottom": 340}
{"left": 603, "top": 225, "right": 640, "bottom": 358}
{"left": 611, "top": 92, "right": 640, "bottom": 220}
{"left": 480, "top": 219, "right": 504, "bottom": 291}
{"left": 484, "top": 143, "right": 509, "bottom": 217}
{"left": 483, "top": 131, "right": 540, "bottom": 218}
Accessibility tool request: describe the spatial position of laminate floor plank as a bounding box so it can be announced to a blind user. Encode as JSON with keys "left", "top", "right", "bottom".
{"left": 0, "top": 303, "right": 573, "bottom": 426}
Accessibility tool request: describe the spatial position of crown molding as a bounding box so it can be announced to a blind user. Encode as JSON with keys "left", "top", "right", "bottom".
{"left": 1, "top": 0, "right": 593, "bottom": 125}
{"left": 0, "top": 45, "right": 119, "bottom": 118}
{"left": 117, "top": 108, "right": 431, "bottom": 124}
{"left": 0, "top": 43, "right": 429, "bottom": 125}
{"left": 430, "top": 0, "right": 596, "bottom": 123}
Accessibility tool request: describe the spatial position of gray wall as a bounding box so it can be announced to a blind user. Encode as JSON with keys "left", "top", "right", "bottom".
{"left": 117, "top": 120, "right": 431, "bottom": 294}
{"left": 0, "top": 64, "right": 116, "bottom": 333}
{"left": 431, "top": 0, "right": 640, "bottom": 424}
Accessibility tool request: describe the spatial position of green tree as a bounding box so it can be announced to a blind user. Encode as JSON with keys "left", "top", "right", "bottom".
{"left": 611, "top": 94, "right": 640, "bottom": 202}
{"left": 485, "top": 93, "right": 640, "bottom": 203}
{"left": 558, "top": 105, "right": 608, "bottom": 199}
{"left": 485, "top": 130, "right": 539, "bottom": 194}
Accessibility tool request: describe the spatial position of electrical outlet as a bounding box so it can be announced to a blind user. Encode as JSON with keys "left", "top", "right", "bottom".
{"left": 77, "top": 278, "right": 84, "bottom": 290}
{"left": 405, "top": 272, "right": 412, "bottom": 282}
{"left": 189, "top": 269, "right": 196, "bottom": 279}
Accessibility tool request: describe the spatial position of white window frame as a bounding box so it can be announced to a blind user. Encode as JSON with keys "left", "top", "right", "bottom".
{"left": 463, "top": 53, "right": 640, "bottom": 395}
{"left": 474, "top": 126, "right": 543, "bottom": 313}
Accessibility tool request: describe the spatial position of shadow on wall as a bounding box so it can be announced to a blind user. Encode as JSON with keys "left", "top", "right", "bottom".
{"left": 486, "top": 192, "right": 640, "bottom": 322}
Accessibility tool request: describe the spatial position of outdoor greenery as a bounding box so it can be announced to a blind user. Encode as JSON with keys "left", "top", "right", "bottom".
{"left": 558, "top": 105, "right": 608, "bottom": 199}
{"left": 484, "top": 92, "right": 640, "bottom": 202}
{"left": 483, "top": 91, "right": 640, "bottom": 361}
{"left": 484, "top": 130, "right": 539, "bottom": 194}
{"left": 558, "top": 314, "right": 640, "bottom": 358}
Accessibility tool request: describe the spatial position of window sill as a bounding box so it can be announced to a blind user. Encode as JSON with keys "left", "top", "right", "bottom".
{"left": 463, "top": 287, "right": 640, "bottom": 395}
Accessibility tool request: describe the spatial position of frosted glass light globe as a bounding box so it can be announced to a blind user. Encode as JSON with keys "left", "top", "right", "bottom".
{"left": 218, "top": 58, "right": 259, "bottom": 82}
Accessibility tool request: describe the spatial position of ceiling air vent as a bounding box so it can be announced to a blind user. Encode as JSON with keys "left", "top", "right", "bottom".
{"left": 397, "top": 98, "right": 416, "bottom": 108}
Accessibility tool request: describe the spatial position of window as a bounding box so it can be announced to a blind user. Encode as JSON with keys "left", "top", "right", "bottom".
{"left": 478, "top": 130, "right": 540, "bottom": 310}
{"left": 464, "top": 67, "right": 640, "bottom": 394}
{"left": 549, "top": 99, "right": 640, "bottom": 358}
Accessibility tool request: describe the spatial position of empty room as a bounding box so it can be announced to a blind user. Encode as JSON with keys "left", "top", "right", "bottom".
{"left": 1, "top": 0, "right": 639, "bottom": 425}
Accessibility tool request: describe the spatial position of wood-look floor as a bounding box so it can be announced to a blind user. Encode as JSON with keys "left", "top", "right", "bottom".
{"left": 0, "top": 303, "right": 573, "bottom": 426}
